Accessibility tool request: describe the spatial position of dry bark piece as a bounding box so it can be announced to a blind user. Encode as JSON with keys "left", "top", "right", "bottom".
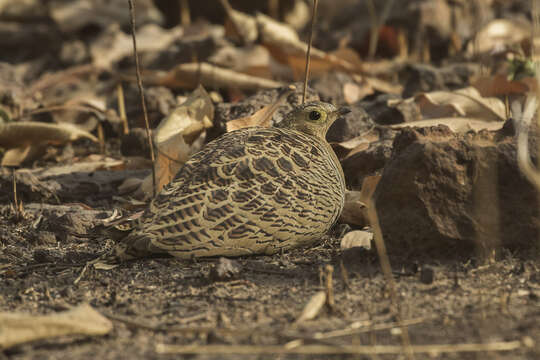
{"left": 158, "top": 62, "right": 282, "bottom": 90}
{"left": 0, "top": 303, "right": 113, "bottom": 349}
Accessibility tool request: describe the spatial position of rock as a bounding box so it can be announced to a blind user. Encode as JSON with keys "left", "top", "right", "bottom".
{"left": 420, "top": 266, "right": 435, "bottom": 284}
{"left": 360, "top": 94, "right": 411, "bottom": 125}
{"left": 341, "top": 127, "right": 395, "bottom": 190}
{"left": 374, "top": 125, "right": 538, "bottom": 256}
{"left": 208, "top": 257, "right": 242, "bottom": 281}
{"left": 326, "top": 104, "right": 373, "bottom": 143}
{"left": 121, "top": 128, "right": 151, "bottom": 158}
{"left": 399, "top": 63, "right": 479, "bottom": 98}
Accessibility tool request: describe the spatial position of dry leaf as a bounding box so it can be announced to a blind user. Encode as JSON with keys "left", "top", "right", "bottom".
{"left": 362, "top": 75, "right": 403, "bottom": 95}
{"left": 472, "top": 74, "right": 536, "bottom": 97}
{"left": 90, "top": 24, "right": 183, "bottom": 69}
{"left": 343, "top": 82, "right": 371, "bottom": 104}
{"left": 226, "top": 86, "right": 295, "bottom": 131}
{"left": 0, "top": 303, "right": 112, "bottom": 349}
{"left": 158, "top": 62, "right": 282, "bottom": 90}
{"left": 93, "top": 262, "right": 118, "bottom": 270}
{"left": 340, "top": 230, "right": 373, "bottom": 250}
{"left": 0, "top": 121, "right": 97, "bottom": 166}
{"left": 295, "top": 291, "right": 326, "bottom": 323}
{"left": 256, "top": 13, "right": 356, "bottom": 75}
{"left": 1, "top": 145, "right": 46, "bottom": 167}
{"left": 140, "top": 85, "right": 214, "bottom": 197}
{"left": 209, "top": 45, "right": 273, "bottom": 79}
{"left": 0, "top": 121, "right": 98, "bottom": 149}
{"left": 220, "top": 0, "right": 258, "bottom": 44}
{"left": 415, "top": 87, "right": 506, "bottom": 122}
{"left": 50, "top": 0, "right": 162, "bottom": 33}
{"left": 332, "top": 129, "right": 381, "bottom": 161}
{"left": 467, "top": 18, "right": 530, "bottom": 55}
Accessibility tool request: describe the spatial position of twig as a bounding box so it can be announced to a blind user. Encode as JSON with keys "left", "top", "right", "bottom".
{"left": 128, "top": 0, "right": 156, "bottom": 198}
{"left": 512, "top": 94, "right": 540, "bottom": 189}
{"left": 180, "top": 0, "right": 191, "bottom": 27}
{"left": 324, "top": 264, "right": 335, "bottom": 309}
{"left": 366, "top": 0, "right": 395, "bottom": 59}
{"left": 532, "top": 0, "right": 540, "bottom": 250}
{"left": 14, "top": 104, "right": 104, "bottom": 121}
{"left": 366, "top": 201, "right": 414, "bottom": 360}
{"left": 302, "top": 0, "right": 318, "bottom": 104}
{"left": 97, "top": 122, "right": 105, "bottom": 154}
{"left": 12, "top": 168, "right": 20, "bottom": 219}
{"left": 310, "top": 317, "right": 429, "bottom": 340}
{"left": 116, "top": 83, "right": 129, "bottom": 134}
{"left": 156, "top": 340, "right": 527, "bottom": 355}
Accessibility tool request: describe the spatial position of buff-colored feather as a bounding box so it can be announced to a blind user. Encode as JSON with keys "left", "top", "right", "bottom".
{"left": 108, "top": 101, "right": 347, "bottom": 261}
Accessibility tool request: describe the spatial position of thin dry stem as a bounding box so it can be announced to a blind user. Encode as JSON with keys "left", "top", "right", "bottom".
{"left": 532, "top": 0, "right": 540, "bottom": 250}
{"left": 12, "top": 168, "right": 20, "bottom": 219}
{"left": 156, "top": 340, "right": 526, "bottom": 355}
{"left": 324, "top": 264, "right": 335, "bottom": 309}
{"left": 180, "top": 0, "right": 191, "bottom": 27}
{"left": 302, "top": 0, "right": 318, "bottom": 104}
{"left": 116, "top": 83, "right": 129, "bottom": 135}
{"left": 97, "top": 122, "right": 105, "bottom": 155}
{"left": 268, "top": 0, "right": 279, "bottom": 19}
{"left": 128, "top": 0, "right": 156, "bottom": 198}
{"left": 366, "top": 201, "right": 414, "bottom": 360}
{"left": 366, "top": 0, "right": 378, "bottom": 59}
{"left": 513, "top": 95, "right": 540, "bottom": 189}
{"left": 366, "top": 0, "right": 395, "bottom": 59}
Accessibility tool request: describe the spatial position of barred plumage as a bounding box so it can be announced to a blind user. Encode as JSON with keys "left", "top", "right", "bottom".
{"left": 109, "top": 101, "right": 347, "bottom": 261}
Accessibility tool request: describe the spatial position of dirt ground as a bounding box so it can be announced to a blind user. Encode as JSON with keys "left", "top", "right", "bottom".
{"left": 1, "top": 201, "right": 539, "bottom": 359}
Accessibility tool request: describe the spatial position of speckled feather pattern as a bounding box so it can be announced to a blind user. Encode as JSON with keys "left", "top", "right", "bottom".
{"left": 116, "top": 125, "right": 346, "bottom": 260}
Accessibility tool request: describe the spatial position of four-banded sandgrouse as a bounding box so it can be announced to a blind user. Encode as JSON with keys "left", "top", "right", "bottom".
{"left": 108, "top": 101, "right": 348, "bottom": 261}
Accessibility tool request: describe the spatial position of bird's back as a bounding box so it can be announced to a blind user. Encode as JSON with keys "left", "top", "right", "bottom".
{"left": 116, "top": 126, "right": 345, "bottom": 259}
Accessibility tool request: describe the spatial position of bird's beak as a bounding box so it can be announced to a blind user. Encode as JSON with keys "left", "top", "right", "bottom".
{"left": 339, "top": 107, "right": 351, "bottom": 115}
{"left": 334, "top": 107, "right": 351, "bottom": 120}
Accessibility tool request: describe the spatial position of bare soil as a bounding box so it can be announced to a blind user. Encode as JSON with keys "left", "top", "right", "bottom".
{"left": 1, "top": 202, "right": 539, "bottom": 359}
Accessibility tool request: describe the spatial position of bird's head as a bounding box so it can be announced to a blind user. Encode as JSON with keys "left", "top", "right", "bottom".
{"left": 277, "top": 101, "right": 350, "bottom": 139}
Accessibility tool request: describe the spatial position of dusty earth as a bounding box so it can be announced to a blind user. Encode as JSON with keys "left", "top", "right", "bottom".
{"left": 0, "top": 198, "right": 539, "bottom": 359}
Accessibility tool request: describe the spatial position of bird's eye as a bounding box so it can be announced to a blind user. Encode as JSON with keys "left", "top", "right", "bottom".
{"left": 309, "top": 110, "right": 321, "bottom": 121}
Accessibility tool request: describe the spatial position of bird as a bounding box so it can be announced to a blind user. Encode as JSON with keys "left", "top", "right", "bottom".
{"left": 105, "top": 101, "right": 349, "bottom": 262}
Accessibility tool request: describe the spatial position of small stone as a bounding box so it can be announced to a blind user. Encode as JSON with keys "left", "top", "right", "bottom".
{"left": 208, "top": 258, "right": 242, "bottom": 281}
{"left": 420, "top": 266, "right": 435, "bottom": 284}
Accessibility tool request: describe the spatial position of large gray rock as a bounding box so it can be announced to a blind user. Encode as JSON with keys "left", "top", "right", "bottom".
{"left": 374, "top": 124, "right": 539, "bottom": 256}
